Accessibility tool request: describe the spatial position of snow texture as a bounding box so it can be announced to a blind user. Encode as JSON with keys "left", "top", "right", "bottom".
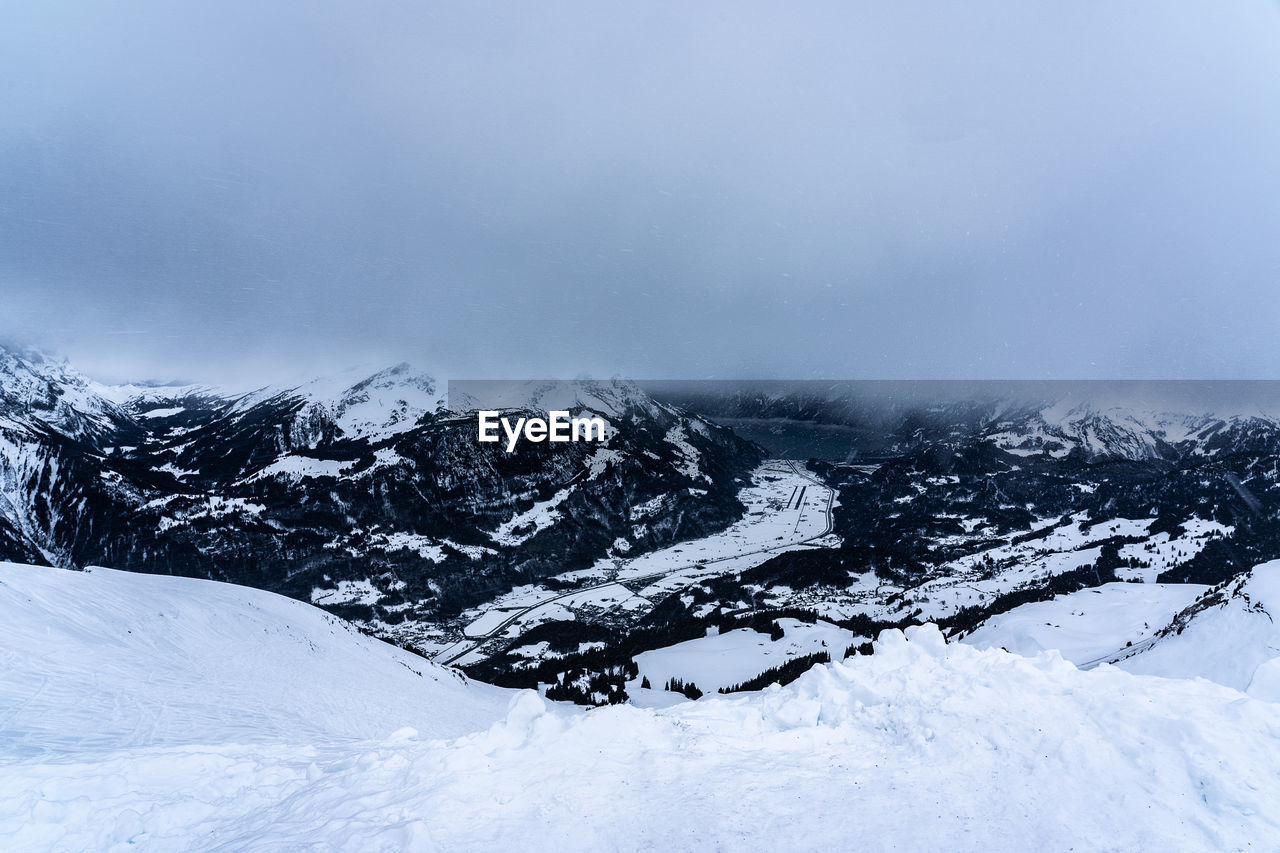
{"left": 0, "top": 562, "right": 508, "bottom": 757}
{"left": 1120, "top": 559, "right": 1280, "bottom": 697}
{"left": 4, "top": 563, "right": 1280, "bottom": 850}
{"left": 962, "top": 582, "right": 1207, "bottom": 665}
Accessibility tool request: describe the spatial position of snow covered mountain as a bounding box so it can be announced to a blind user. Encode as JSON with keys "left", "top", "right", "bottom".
{"left": 650, "top": 379, "right": 1280, "bottom": 463}
{"left": 6, "top": 350, "right": 1280, "bottom": 711}
{"left": 984, "top": 396, "right": 1280, "bottom": 463}
{"left": 219, "top": 361, "right": 446, "bottom": 445}
{"left": 0, "top": 347, "right": 134, "bottom": 442}
{"left": 0, "top": 346, "right": 762, "bottom": 655}
{"left": 4, "top": 560, "right": 1279, "bottom": 851}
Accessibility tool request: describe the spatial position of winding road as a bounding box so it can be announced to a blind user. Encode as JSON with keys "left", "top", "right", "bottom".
{"left": 434, "top": 460, "right": 835, "bottom": 667}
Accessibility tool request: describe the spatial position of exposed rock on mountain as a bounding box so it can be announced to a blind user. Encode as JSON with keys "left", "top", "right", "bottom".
{"left": 0, "top": 348, "right": 762, "bottom": 649}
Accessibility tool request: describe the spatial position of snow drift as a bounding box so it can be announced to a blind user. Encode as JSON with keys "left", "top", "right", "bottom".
{"left": 4, "top": 563, "right": 1280, "bottom": 851}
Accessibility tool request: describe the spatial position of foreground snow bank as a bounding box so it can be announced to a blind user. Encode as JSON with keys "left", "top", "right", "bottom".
{"left": 0, "top": 562, "right": 508, "bottom": 755}
{"left": 6, "top": 607, "right": 1280, "bottom": 851}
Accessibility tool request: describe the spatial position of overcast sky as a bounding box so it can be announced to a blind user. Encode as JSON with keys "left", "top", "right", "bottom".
{"left": 3, "top": 2, "right": 1280, "bottom": 386}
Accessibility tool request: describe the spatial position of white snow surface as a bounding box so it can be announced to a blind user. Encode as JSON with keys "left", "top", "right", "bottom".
{"left": 0, "top": 562, "right": 508, "bottom": 758}
{"left": 90, "top": 381, "right": 223, "bottom": 407}
{"left": 5, "top": 607, "right": 1280, "bottom": 851}
{"left": 444, "top": 377, "right": 650, "bottom": 422}
{"left": 962, "top": 582, "right": 1208, "bottom": 665}
{"left": 246, "top": 453, "right": 356, "bottom": 481}
{"left": 489, "top": 487, "right": 573, "bottom": 547}
{"left": 230, "top": 362, "right": 444, "bottom": 443}
{"left": 0, "top": 348, "right": 128, "bottom": 440}
{"left": 1120, "top": 560, "right": 1280, "bottom": 697}
{"left": 631, "top": 618, "right": 858, "bottom": 696}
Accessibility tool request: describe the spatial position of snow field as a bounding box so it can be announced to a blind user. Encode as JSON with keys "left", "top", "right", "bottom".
{"left": 629, "top": 618, "right": 859, "bottom": 697}
{"left": 961, "top": 582, "right": 1208, "bottom": 665}
{"left": 1121, "top": 560, "right": 1280, "bottom": 694}
{"left": 0, "top": 563, "right": 509, "bottom": 756}
{"left": 8, "top": 622, "right": 1280, "bottom": 850}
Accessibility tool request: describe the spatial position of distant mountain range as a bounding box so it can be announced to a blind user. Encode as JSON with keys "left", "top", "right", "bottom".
{"left": 645, "top": 378, "right": 1280, "bottom": 462}
{"left": 5, "top": 348, "right": 1280, "bottom": 691}
{"left": 0, "top": 347, "right": 761, "bottom": 650}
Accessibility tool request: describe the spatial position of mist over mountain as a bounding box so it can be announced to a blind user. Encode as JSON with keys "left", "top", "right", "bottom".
{"left": 645, "top": 378, "right": 1280, "bottom": 462}
{"left": 7, "top": 2, "right": 1280, "bottom": 848}
{"left": 5, "top": 344, "right": 1279, "bottom": 688}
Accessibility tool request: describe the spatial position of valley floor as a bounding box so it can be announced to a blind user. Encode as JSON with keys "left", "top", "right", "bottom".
{"left": 432, "top": 459, "right": 838, "bottom": 666}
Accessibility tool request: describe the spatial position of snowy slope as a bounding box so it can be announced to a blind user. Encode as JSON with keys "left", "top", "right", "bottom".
{"left": 986, "top": 393, "right": 1280, "bottom": 461}
{"left": 228, "top": 362, "right": 444, "bottom": 443}
{"left": 445, "top": 378, "right": 653, "bottom": 420}
{"left": 0, "top": 562, "right": 510, "bottom": 756}
{"left": 1119, "top": 560, "right": 1280, "bottom": 698}
{"left": 5, "top": 621, "right": 1280, "bottom": 850}
{"left": 629, "top": 618, "right": 857, "bottom": 697}
{"left": 989, "top": 398, "right": 1206, "bottom": 459}
{"left": 0, "top": 347, "right": 130, "bottom": 442}
{"left": 961, "top": 561, "right": 1280, "bottom": 701}
{"left": 0, "top": 349, "right": 765, "bottom": 663}
{"left": 91, "top": 380, "right": 224, "bottom": 408}
{"left": 961, "top": 582, "right": 1208, "bottom": 665}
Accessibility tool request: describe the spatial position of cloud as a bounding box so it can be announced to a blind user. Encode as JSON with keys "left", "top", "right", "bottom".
{"left": 3, "top": 1, "right": 1280, "bottom": 383}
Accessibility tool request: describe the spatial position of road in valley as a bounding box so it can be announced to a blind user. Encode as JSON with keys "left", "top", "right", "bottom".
{"left": 434, "top": 460, "right": 835, "bottom": 667}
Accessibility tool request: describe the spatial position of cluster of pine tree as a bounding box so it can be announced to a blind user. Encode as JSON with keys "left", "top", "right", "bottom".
{"left": 844, "top": 639, "right": 874, "bottom": 658}
{"left": 718, "top": 650, "right": 831, "bottom": 694}
{"left": 465, "top": 577, "right": 914, "bottom": 706}
{"left": 664, "top": 676, "right": 703, "bottom": 700}
{"left": 543, "top": 662, "right": 636, "bottom": 706}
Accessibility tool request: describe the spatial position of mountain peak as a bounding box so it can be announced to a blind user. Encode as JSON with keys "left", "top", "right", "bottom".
{"left": 228, "top": 363, "right": 444, "bottom": 443}
{"left": 0, "top": 346, "right": 129, "bottom": 441}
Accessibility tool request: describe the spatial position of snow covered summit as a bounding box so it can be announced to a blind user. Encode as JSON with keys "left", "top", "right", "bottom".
{"left": 0, "top": 346, "right": 131, "bottom": 442}
{"left": 227, "top": 362, "right": 445, "bottom": 444}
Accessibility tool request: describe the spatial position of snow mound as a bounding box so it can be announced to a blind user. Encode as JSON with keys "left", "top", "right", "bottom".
{"left": 0, "top": 562, "right": 508, "bottom": 757}
{"left": 7, "top": 618, "right": 1280, "bottom": 850}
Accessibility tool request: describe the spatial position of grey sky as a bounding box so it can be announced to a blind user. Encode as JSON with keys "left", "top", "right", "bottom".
{"left": 3, "top": 2, "right": 1280, "bottom": 385}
